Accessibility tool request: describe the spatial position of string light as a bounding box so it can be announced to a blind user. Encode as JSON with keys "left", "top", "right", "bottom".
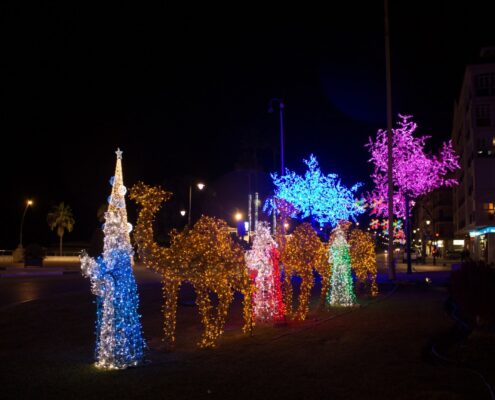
{"left": 367, "top": 115, "right": 459, "bottom": 218}
{"left": 245, "top": 222, "right": 285, "bottom": 323}
{"left": 80, "top": 148, "right": 145, "bottom": 370}
{"left": 348, "top": 227, "right": 378, "bottom": 297}
{"left": 281, "top": 222, "right": 327, "bottom": 320}
{"left": 266, "top": 154, "right": 364, "bottom": 227}
{"left": 130, "top": 183, "right": 253, "bottom": 348}
{"left": 327, "top": 222, "right": 357, "bottom": 307}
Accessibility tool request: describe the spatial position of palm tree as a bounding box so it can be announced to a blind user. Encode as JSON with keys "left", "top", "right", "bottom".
{"left": 47, "top": 202, "right": 75, "bottom": 256}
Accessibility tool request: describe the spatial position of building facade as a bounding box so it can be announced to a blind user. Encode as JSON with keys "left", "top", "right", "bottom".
{"left": 452, "top": 49, "right": 495, "bottom": 264}
{"left": 413, "top": 188, "right": 455, "bottom": 258}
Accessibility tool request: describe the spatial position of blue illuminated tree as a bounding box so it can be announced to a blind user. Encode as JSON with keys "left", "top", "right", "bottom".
{"left": 266, "top": 154, "right": 364, "bottom": 227}
{"left": 81, "top": 149, "right": 145, "bottom": 370}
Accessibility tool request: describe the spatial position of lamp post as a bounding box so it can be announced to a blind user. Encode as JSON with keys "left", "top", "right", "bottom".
{"left": 188, "top": 182, "right": 205, "bottom": 227}
{"left": 13, "top": 199, "right": 33, "bottom": 263}
{"left": 20, "top": 199, "right": 33, "bottom": 248}
{"left": 269, "top": 98, "right": 285, "bottom": 235}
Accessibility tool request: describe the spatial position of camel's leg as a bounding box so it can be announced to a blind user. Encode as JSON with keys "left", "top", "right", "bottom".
{"left": 370, "top": 271, "right": 378, "bottom": 297}
{"left": 195, "top": 285, "right": 216, "bottom": 348}
{"left": 211, "top": 287, "right": 234, "bottom": 342}
{"left": 295, "top": 272, "right": 314, "bottom": 321}
{"left": 241, "top": 281, "right": 255, "bottom": 335}
{"left": 162, "top": 279, "right": 180, "bottom": 349}
{"left": 319, "top": 269, "right": 331, "bottom": 309}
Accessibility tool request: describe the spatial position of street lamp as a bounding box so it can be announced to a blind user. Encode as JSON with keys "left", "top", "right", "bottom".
{"left": 234, "top": 212, "right": 243, "bottom": 222}
{"left": 268, "top": 97, "right": 285, "bottom": 236}
{"left": 20, "top": 199, "right": 33, "bottom": 248}
{"left": 188, "top": 182, "right": 205, "bottom": 227}
{"left": 180, "top": 210, "right": 186, "bottom": 217}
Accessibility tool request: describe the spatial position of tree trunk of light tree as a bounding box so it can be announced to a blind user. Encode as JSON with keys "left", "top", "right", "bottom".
{"left": 405, "top": 195, "right": 412, "bottom": 274}
{"left": 59, "top": 234, "right": 63, "bottom": 256}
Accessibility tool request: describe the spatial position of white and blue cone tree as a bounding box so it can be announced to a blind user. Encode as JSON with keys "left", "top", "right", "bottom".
{"left": 81, "top": 148, "right": 145, "bottom": 370}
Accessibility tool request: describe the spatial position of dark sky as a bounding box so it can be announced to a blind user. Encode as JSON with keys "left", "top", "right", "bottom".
{"left": 2, "top": 1, "right": 494, "bottom": 249}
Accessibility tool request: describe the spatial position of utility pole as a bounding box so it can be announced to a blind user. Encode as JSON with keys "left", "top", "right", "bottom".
{"left": 385, "top": 0, "right": 396, "bottom": 280}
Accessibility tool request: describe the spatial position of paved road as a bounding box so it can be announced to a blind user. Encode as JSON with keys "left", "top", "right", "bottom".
{"left": 0, "top": 258, "right": 453, "bottom": 310}
{"left": 0, "top": 264, "right": 160, "bottom": 310}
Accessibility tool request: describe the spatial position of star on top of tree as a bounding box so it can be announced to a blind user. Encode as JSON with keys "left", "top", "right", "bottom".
{"left": 115, "top": 148, "right": 123, "bottom": 160}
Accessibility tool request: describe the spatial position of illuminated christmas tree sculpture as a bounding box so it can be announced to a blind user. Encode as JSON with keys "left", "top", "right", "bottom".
{"left": 81, "top": 148, "right": 145, "bottom": 369}
{"left": 245, "top": 222, "right": 285, "bottom": 323}
{"left": 327, "top": 223, "right": 357, "bottom": 307}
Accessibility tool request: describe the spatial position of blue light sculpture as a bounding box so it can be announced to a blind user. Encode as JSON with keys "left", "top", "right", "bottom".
{"left": 265, "top": 154, "right": 364, "bottom": 227}
{"left": 81, "top": 149, "right": 145, "bottom": 369}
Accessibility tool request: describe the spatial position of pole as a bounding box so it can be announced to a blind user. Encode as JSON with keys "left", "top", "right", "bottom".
{"left": 254, "top": 192, "right": 259, "bottom": 230}
{"left": 279, "top": 102, "right": 285, "bottom": 236}
{"left": 405, "top": 195, "right": 412, "bottom": 274}
{"left": 248, "top": 193, "right": 252, "bottom": 242}
{"left": 188, "top": 184, "right": 192, "bottom": 228}
{"left": 279, "top": 101, "right": 285, "bottom": 175}
{"left": 385, "top": 0, "right": 396, "bottom": 280}
{"left": 20, "top": 204, "right": 30, "bottom": 247}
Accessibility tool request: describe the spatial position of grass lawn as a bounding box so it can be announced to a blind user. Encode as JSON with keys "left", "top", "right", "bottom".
{"left": 0, "top": 277, "right": 491, "bottom": 399}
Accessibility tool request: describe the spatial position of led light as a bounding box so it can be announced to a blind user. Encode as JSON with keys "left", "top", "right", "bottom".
{"left": 81, "top": 149, "right": 145, "bottom": 370}
{"left": 266, "top": 154, "right": 364, "bottom": 227}
{"left": 367, "top": 115, "right": 459, "bottom": 218}
{"left": 327, "top": 223, "right": 357, "bottom": 307}
{"left": 348, "top": 226, "right": 378, "bottom": 297}
{"left": 245, "top": 222, "right": 284, "bottom": 322}
{"left": 129, "top": 183, "right": 254, "bottom": 349}
{"left": 281, "top": 222, "right": 327, "bottom": 320}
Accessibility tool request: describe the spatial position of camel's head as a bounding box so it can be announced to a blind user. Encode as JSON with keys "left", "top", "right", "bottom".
{"left": 129, "top": 182, "right": 172, "bottom": 214}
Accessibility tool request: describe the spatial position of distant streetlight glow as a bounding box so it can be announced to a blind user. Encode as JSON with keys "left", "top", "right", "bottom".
{"left": 197, "top": 183, "right": 205, "bottom": 190}
{"left": 180, "top": 210, "right": 186, "bottom": 217}
{"left": 425, "top": 220, "right": 431, "bottom": 225}
{"left": 235, "top": 212, "right": 243, "bottom": 221}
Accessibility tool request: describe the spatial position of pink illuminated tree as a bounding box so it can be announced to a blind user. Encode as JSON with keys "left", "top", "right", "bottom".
{"left": 367, "top": 115, "right": 460, "bottom": 273}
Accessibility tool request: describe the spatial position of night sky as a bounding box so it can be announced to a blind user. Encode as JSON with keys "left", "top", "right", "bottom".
{"left": 2, "top": 1, "right": 494, "bottom": 249}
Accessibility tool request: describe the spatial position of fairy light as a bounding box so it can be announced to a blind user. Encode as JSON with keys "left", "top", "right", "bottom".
{"left": 266, "top": 154, "right": 364, "bottom": 227}
{"left": 327, "top": 222, "right": 357, "bottom": 307}
{"left": 281, "top": 222, "right": 327, "bottom": 320}
{"left": 80, "top": 148, "right": 145, "bottom": 370}
{"left": 130, "top": 183, "right": 253, "bottom": 348}
{"left": 245, "top": 222, "right": 285, "bottom": 323}
{"left": 367, "top": 115, "right": 459, "bottom": 218}
{"left": 348, "top": 228, "right": 378, "bottom": 297}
